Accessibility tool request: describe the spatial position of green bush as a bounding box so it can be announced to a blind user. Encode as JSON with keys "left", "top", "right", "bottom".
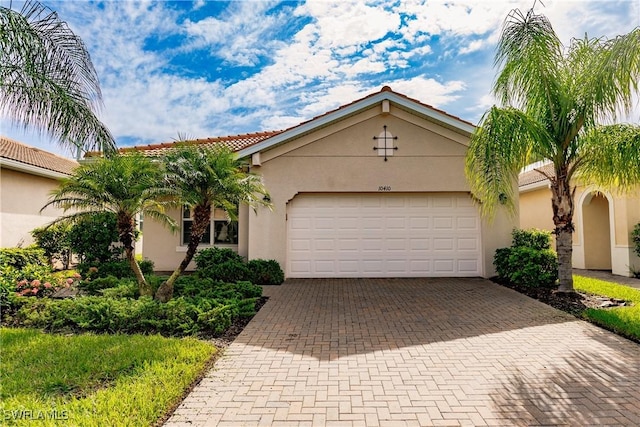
{"left": 69, "top": 212, "right": 123, "bottom": 263}
{"left": 632, "top": 223, "right": 640, "bottom": 258}
{"left": 511, "top": 228, "right": 552, "bottom": 250}
{"left": 247, "top": 259, "right": 284, "bottom": 286}
{"left": 0, "top": 247, "right": 48, "bottom": 270}
{"left": 198, "top": 260, "right": 251, "bottom": 283}
{"left": 194, "top": 247, "right": 244, "bottom": 270}
{"left": 494, "top": 228, "right": 558, "bottom": 288}
{"left": 31, "top": 223, "right": 73, "bottom": 268}
{"left": 8, "top": 276, "right": 263, "bottom": 336}
{"left": 78, "top": 276, "right": 127, "bottom": 295}
{"left": 0, "top": 247, "right": 56, "bottom": 306}
{"left": 79, "top": 259, "right": 154, "bottom": 280}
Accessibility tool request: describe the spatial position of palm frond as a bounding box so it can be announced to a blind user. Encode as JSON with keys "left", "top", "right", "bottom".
{"left": 576, "top": 124, "right": 640, "bottom": 192}
{"left": 0, "top": 1, "right": 116, "bottom": 154}
{"left": 465, "top": 106, "right": 550, "bottom": 217}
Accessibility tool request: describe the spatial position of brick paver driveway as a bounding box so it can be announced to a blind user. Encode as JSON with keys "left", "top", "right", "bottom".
{"left": 165, "top": 278, "right": 640, "bottom": 426}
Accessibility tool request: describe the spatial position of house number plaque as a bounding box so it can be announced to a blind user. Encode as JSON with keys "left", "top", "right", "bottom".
{"left": 378, "top": 186, "right": 392, "bottom": 191}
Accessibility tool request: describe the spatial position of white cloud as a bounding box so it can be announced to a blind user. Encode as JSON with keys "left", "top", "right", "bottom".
{"left": 4, "top": 0, "right": 637, "bottom": 155}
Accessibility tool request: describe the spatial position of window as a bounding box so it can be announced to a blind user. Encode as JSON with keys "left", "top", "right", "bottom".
{"left": 181, "top": 207, "right": 238, "bottom": 246}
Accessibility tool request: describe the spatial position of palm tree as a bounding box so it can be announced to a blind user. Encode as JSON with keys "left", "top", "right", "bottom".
{"left": 0, "top": 0, "right": 115, "bottom": 155}
{"left": 154, "top": 144, "right": 272, "bottom": 303}
{"left": 42, "top": 153, "right": 175, "bottom": 296}
{"left": 465, "top": 8, "right": 640, "bottom": 292}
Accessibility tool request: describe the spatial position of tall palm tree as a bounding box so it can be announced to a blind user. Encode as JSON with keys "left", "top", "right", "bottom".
{"left": 154, "top": 144, "right": 272, "bottom": 303}
{"left": 465, "top": 8, "right": 640, "bottom": 292}
{"left": 42, "top": 153, "right": 175, "bottom": 296}
{"left": 0, "top": 0, "right": 115, "bottom": 155}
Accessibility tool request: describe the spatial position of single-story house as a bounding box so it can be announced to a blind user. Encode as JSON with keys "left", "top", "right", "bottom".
{"left": 131, "top": 87, "right": 515, "bottom": 278}
{"left": 519, "top": 162, "right": 640, "bottom": 277}
{"left": 0, "top": 137, "right": 78, "bottom": 247}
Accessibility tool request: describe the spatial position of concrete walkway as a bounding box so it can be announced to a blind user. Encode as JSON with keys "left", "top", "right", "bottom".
{"left": 165, "top": 278, "right": 640, "bottom": 426}
{"left": 573, "top": 269, "right": 640, "bottom": 289}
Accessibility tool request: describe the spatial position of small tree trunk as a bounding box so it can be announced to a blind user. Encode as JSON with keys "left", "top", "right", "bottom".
{"left": 155, "top": 204, "right": 211, "bottom": 302}
{"left": 118, "top": 211, "right": 152, "bottom": 297}
{"left": 126, "top": 247, "right": 152, "bottom": 296}
{"left": 550, "top": 166, "right": 575, "bottom": 293}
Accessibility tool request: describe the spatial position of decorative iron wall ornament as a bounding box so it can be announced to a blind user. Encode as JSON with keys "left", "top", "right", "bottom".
{"left": 373, "top": 125, "right": 398, "bottom": 161}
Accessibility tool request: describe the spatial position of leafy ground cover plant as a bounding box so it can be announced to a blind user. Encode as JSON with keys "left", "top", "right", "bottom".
{"left": 0, "top": 327, "right": 214, "bottom": 426}
{"left": 5, "top": 275, "right": 263, "bottom": 337}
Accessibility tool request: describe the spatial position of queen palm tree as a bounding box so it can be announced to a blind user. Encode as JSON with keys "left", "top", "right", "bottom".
{"left": 0, "top": 0, "right": 115, "bottom": 155}
{"left": 465, "top": 8, "right": 640, "bottom": 292}
{"left": 154, "top": 144, "right": 272, "bottom": 303}
{"left": 42, "top": 153, "right": 175, "bottom": 296}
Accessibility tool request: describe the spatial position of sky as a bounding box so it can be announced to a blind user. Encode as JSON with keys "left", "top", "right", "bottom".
{"left": 2, "top": 0, "right": 639, "bottom": 159}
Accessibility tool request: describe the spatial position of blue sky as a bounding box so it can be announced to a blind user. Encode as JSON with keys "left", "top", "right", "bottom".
{"left": 2, "top": 0, "right": 639, "bottom": 158}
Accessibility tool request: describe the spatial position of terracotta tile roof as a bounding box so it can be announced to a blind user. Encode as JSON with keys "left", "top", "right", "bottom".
{"left": 0, "top": 136, "right": 78, "bottom": 175}
{"left": 519, "top": 162, "right": 554, "bottom": 187}
{"left": 116, "top": 131, "right": 282, "bottom": 157}
{"left": 114, "top": 87, "right": 474, "bottom": 157}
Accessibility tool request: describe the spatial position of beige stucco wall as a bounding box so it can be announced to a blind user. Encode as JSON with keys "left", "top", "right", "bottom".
{"left": 144, "top": 102, "right": 516, "bottom": 276}
{"left": 1, "top": 168, "right": 65, "bottom": 247}
{"left": 520, "top": 182, "right": 640, "bottom": 276}
{"left": 246, "top": 104, "right": 515, "bottom": 277}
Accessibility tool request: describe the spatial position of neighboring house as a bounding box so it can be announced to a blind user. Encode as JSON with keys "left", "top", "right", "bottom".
{"left": 0, "top": 137, "right": 78, "bottom": 247}
{"left": 129, "top": 87, "right": 515, "bottom": 277}
{"left": 519, "top": 162, "right": 640, "bottom": 277}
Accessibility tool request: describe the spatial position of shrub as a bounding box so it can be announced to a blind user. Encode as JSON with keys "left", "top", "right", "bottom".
{"left": 0, "top": 247, "right": 48, "bottom": 270}
{"left": 69, "top": 212, "right": 123, "bottom": 263}
{"left": 79, "top": 259, "right": 154, "bottom": 280}
{"left": 198, "top": 260, "right": 251, "bottom": 283}
{"left": 31, "top": 223, "right": 73, "bottom": 268}
{"left": 511, "top": 228, "right": 552, "bottom": 250}
{"left": 247, "top": 259, "right": 284, "bottom": 286}
{"left": 632, "top": 223, "right": 640, "bottom": 258}
{"left": 194, "top": 247, "right": 244, "bottom": 270}
{"left": 78, "top": 276, "right": 126, "bottom": 295}
{"left": 494, "top": 228, "right": 558, "bottom": 288}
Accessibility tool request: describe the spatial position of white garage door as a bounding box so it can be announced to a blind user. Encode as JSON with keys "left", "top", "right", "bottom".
{"left": 287, "top": 193, "right": 482, "bottom": 278}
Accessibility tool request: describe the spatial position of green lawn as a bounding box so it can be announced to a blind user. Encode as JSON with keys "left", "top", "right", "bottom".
{"left": 574, "top": 275, "right": 640, "bottom": 342}
{"left": 0, "top": 328, "right": 215, "bottom": 426}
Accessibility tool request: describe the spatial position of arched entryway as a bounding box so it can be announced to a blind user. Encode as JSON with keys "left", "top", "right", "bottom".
{"left": 581, "top": 192, "right": 612, "bottom": 270}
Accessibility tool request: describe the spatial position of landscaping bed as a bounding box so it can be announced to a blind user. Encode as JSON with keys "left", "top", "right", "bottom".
{"left": 497, "top": 275, "right": 640, "bottom": 343}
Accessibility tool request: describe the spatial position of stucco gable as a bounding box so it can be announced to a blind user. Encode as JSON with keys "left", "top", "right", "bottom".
{"left": 237, "top": 86, "right": 475, "bottom": 161}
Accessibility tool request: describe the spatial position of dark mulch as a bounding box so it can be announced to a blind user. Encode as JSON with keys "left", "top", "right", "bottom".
{"left": 495, "top": 279, "right": 628, "bottom": 317}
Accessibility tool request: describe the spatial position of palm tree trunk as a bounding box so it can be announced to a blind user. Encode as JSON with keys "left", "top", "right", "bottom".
{"left": 155, "top": 204, "right": 211, "bottom": 302}
{"left": 117, "top": 211, "right": 152, "bottom": 297}
{"left": 126, "top": 246, "right": 152, "bottom": 296}
{"left": 550, "top": 170, "right": 575, "bottom": 292}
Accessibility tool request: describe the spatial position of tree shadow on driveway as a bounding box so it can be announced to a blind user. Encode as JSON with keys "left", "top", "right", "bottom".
{"left": 240, "top": 278, "right": 579, "bottom": 361}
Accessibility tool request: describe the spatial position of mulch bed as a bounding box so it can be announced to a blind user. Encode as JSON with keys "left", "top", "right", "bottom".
{"left": 495, "top": 279, "right": 629, "bottom": 317}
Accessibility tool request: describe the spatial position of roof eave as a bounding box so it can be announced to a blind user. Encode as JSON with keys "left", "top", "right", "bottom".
{"left": 519, "top": 179, "right": 550, "bottom": 193}
{"left": 0, "top": 157, "right": 71, "bottom": 179}
{"left": 237, "top": 91, "right": 475, "bottom": 158}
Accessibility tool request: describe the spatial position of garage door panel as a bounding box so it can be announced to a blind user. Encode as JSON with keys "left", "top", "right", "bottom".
{"left": 457, "top": 238, "right": 478, "bottom": 251}
{"left": 433, "top": 217, "right": 454, "bottom": 230}
{"left": 314, "top": 239, "right": 335, "bottom": 251}
{"left": 287, "top": 194, "right": 481, "bottom": 277}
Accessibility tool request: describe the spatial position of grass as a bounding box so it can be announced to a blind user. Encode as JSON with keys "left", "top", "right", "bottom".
{"left": 573, "top": 275, "right": 640, "bottom": 342}
{"left": 0, "top": 328, "right": 216, "bottom": 426}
